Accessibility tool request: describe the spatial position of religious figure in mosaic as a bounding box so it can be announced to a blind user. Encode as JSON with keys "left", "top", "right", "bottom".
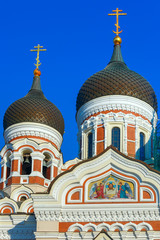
{"left": 94, "top": 183, "right": 105, "bottom": 199}
{"left": 88, "top": 175, "right": 134, "bottom": 200}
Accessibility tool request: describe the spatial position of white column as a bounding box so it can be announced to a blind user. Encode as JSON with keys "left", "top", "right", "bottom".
{"left": 30, "top": 152, "right": 45, "bottom": 177}
{"left": 0, "top": 159, "right": 6, "bottom": 183}
{"left": 49, "top": 159, "right": 59, "bottom": 180}
{"left": 135, "top": 122, "right": 138, "bottom": 159}
{"left": 50, "top": 164, "right": 54, "bottom": 180}
{"left": 81, "top": 130, "right": 85, "bottom": 160}
{"left": 104, "top": 121, "right": 107, "bottom": 149}
{"left": 77, "top": 132, "right": 81, "bottom": 158}
{"left": 93, "top": 123, "right": 97, "bottom": 156}
{"left": 146, "top": 129, "right": 152, "bottom": 160}
{"left": 124, "top": 122, "right": 128, "bottom": 155}
{"left": 10, "top": 152, "right": 21, "bottom": 177}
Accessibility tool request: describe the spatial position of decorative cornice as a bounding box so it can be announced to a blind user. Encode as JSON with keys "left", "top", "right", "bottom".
{"left": 4, "top": 122, "right": 62, "bottom": 150}
{"left": 81, "top": 111, "right": 152, "bottom": 133}
{"left": 76, "top": 95, "right": 157, "bottom": 127}
{"left": 35, "top": 208, "right": 160, "bottom": 222}
{"left": 46, "top": 148, "right": 160, "bottom": 200}
{"left": 35, "top": 230, "right": 160, "bottom": 239}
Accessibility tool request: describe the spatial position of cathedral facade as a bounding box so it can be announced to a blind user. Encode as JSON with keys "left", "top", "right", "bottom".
{"left": 0, "top": 9, "right": 160, "bottom": 240}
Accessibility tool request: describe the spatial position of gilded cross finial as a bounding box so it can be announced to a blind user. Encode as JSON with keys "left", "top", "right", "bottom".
{"left": 108, "top": 8, "right": 127, "bottom": 35}
{"left": 30, "top": 44, "right": 47, "bottom": 69}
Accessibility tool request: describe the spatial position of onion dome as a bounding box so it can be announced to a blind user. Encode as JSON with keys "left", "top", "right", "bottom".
{"left": 3, "top": 69, "right": 64, "bottom": 136}
{"left": 76, "top": 36, "right": 157, "bottom": 113}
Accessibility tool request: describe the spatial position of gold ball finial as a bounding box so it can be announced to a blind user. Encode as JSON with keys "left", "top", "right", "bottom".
{"left": 34, "top": 68, "right": 41, "bottom": 76}
{"left": 113, "top": 35, "right": 122, "bottom": 45}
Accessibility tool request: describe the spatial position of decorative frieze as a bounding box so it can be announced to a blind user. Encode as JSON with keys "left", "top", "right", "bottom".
{"left": 77, "top": 95, "right": 157, "bottom": 126}
{"left": 35, "top": 209, "right": 160, "bottom": 222}
{"left": 4, "top": 122, "right": 62, "bottom": 150}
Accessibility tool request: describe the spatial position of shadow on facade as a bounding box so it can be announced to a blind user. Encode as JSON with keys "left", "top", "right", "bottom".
{"left": 7, "top": 214, "right": 36, "bottom": 240}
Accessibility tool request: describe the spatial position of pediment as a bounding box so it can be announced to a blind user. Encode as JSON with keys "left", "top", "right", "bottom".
{"left": 94, "top": 231, "right": 113, "bottom": 240}
{"left": 32, "top": 147, "right": 160, "bottom": 209}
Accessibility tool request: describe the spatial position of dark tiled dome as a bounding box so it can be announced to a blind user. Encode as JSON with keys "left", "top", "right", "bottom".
{"left": 3, "top": 76, "right": 64, "bottom": 136}
{"left": 76, "top": 45, "right": 157, "bottom": 113}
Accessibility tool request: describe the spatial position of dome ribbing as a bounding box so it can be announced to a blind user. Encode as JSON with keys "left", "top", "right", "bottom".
{"left": 76, "top": 44, "right": 157, "bottom": 113}
{"left": 3, "top": 75, "right": 64, "bottom": 136}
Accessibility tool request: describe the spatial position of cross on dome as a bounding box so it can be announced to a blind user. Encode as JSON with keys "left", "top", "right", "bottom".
{"left": 108, "top": 8, "right": 127, "bottom": 35}
{"left": 30, "top": 44, "right": 47, "bottom": 69}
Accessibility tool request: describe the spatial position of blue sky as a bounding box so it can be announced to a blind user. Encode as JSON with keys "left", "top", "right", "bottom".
{"left": 0, "top": 0, "right": 160, "bottom": 162}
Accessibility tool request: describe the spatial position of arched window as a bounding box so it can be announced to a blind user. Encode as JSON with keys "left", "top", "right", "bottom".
{"left": 43, "top": 153, "right": 51, "bottom": 179}
{"left": 112, "top": 127, "right": 120, "bottom": 151}
{"left": 43, "top": 160, "right": 47, "bottom": 178}
{"left": 20, "top": 196, "right": 27, "bottom": 202}
{"left": 7, "top": 160, "right": 11, "bottom": 179}
{"left": 22, "top": 151, "right": 32, "bottom": 175}
{"left": 140, "top": 132, "right": 145, "bottom": 161}
{"left": 88, "top": 132, "right": 93, "bottom": 158}
{"left": 6, "top": 153, "right": 11, "bottom": 179}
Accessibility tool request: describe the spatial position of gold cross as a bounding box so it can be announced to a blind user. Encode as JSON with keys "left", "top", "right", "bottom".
{"left": 30, "top": 44, "right": 47, "bottom": 69}
{"left": 108, "top": 8, "right": 127, "bottom": 35}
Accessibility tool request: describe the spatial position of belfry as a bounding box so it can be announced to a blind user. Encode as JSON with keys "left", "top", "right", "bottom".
{"left": 0, "top": 8, "right": 160, "bottom": 240}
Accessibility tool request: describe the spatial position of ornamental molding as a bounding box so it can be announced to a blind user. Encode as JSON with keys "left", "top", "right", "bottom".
{"left": 35, "top": 230, "right": 160, "bottom": 240}
{"left": 46, "top": 149, "right": 160, "bottom": 201}
{"left": 76, "top": 95, "right": 157, "bottom": 127}
{"left": 0, "top": 138, "right": 61, "bottom": 159}
{"left": 81, "top": 111, "right": 152, "bottom": 133}
{"left": 67, "top": 222, "right": 153, "bottom": 231}
{"left": 10, "top": 185, "right": 33, "bottom": 202}
{"left": 4, "top": 122, "right": 62, "bottom": 150}
{"left": 34, "top": 208, "right": 160, "bottom": 222}
{"left": 0, "top": 197, "right": 19, "bottom": 213}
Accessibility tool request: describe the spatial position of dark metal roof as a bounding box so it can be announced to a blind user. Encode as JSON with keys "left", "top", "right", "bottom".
{"left": 76, "top": 45, "right": 157, "bottom": 113}
{"left": 3, "top": 76, "right": 64, "bottom": 136}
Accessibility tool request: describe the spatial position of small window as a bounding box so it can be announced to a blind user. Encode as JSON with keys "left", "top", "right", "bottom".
{"left": 140, "top": 132, "right": 145, "bottom": 161}
{"left": 22, "top": 152, "right": 32, "bottom": 175}
{"left": 88, "top": 132, "right": 93, "bottom": 158}
{"left": 6, "top": 153, "right": 11, "bottom": 179}
{"left": 20, "top": 196, "right": 27, "bottom": 202}
{"left": 7, "top": 160, "right": 11, "bottom": 179}
{"left": 43, "top": 160, "right": 47, "bottom": 178}
{"left": 112, "top": 127, "right": 120, "bottom": 151}
{"left": 43, "top": 153, "right": 51, "bottom": 179}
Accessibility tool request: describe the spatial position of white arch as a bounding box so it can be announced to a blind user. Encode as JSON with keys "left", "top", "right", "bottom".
{"left": 10, "top": 185, "right": 33, "bottom": 201}
{"left": 0, "top": 197, "right": 19, "bottom": 213}
{"left": 19, "top": 198, "right": 33, "bottom": 213}
{"left": 68, "top": 223, "right": 83, "bottom": 232}
{"left": 15, "top": 141, "right": 37, "bottom": 153}
{"left": 123, "top": 222, "right": 137, "bottom": 231}
{"left": 137, "top": 222, "right": 153, "bottom": 231}
{"left": 0, "top": 144, "right": 13, "bottom": 159}
{"left": 83, "top": 223, "right": 97, "bottom": 231}
{"left": 110, "top": 223, "right": 124, "bottom": 231}
{"left": 39, "top": 142, "right": 60, "bottom": 158}
{"left": 97, "top": 223, "right": 110, "bottom": 231}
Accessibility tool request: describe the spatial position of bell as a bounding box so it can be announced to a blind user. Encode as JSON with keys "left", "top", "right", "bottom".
{"left": 43, "top": 160, "right": 47, "bottom": 167}
{"left": 24, "top": 155, "right": 30, "bottom": 164}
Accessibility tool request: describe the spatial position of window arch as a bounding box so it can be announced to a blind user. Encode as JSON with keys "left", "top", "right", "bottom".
{"left": 88, "top": 132, "right": 93, "bottom": 158}
{"left": 112, "top": 127, "right": 120, "bottom": 151}
{"left": 22, "top": 150, "right": 32, "bottom": 175}
{"left": 19, "top": 196, "right": 27, "bottom": 202}
{"left": 140, "top": 132, "right": 145, "bottom": 161}
{"left": 6, "top": 153, "right": 11, "bottom": 179}
{"left": 43, "top": 153, "right": 51, "bottom": 179}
